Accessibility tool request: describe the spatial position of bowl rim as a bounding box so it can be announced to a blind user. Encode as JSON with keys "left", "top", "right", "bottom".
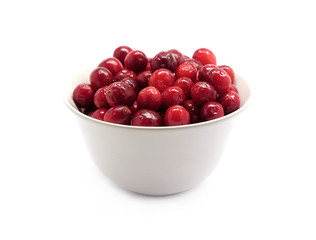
{"left": 63, "top": 71, "right": 251, "bottom": 130}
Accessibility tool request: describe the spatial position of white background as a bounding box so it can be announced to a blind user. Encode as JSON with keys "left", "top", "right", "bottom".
{"left": 1, "top": 0, "right": 315, "bottom": 239}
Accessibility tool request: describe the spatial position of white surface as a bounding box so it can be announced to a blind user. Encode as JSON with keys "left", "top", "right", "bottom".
{"left": 0, "top": 0, "right": 315, "bottom": 239}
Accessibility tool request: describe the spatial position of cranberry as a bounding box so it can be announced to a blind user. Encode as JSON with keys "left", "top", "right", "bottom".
{"left": 219, "top": 91, "right": 240, "bottom": 114}
{"left": 202, "top": 68, "right": 231, "bottom": 95}
{"left": 106, "top": 81, "right": 136, "bottom": 107}
{"left": 161, "top": 86, "right": 186, "bottom": 109}
{"left": 90, "top": 67, "right": 114, "bottom": 90}
{"left": 131, "top": 109, "right": 163, "bottom": 127}
{"left": 197, "top": 64, "right": 218, "bottom": 82}
{"left": 124, "top": 50, "right": 148, "bottom": 73}
{"left": 227, "top": 84, "right": 238, "bottom": 93}
{"left": 148, "top": 68, "right": 175, "bottom": 92}
{"left": 200, "top": 102, "right": 224, "bottom": 121}
{"left": 98, "top": 57, "right": 124, "bottom": 77}
{"left": 190, "top": 81, "right": 217, "bottom": 106}
{"left": 136, "top": 70, "right": 152, "bottom": 90}
{"left": 91, "top": 108, "right": 108, "bottom": 121}
{"left": 113, "top": 46, "right": 132, "bottom": 65}
{"left": 218, "top": 65, "right": 235, "bottom": 83}
{"left": 121, "top": 77, "right": 139, "bottom": 93}
{"left": 184, "top": 58, "right": 204, "bottom": 71}
{"left": 104, "top": 105, "right": 132, "bottom": 125}
{"left": 114, "top": 69, "right": 137, "bottom": 82}
{"left": 164, "top": 105, "right": 190, "bottom": 126}
{"left": 174, "top": 77, "right": 194, "bottom": 99}
{"left": 167, "top": 49, "right": 184, "bottom": 65}
{"left": 93, "top": 86, "right": 109, "bottom": 108}
{"left": 86, "top": 110, "right": 95, "bottom": 117}
{"left": 192, "top": 48, "right": 217, "bottom": 65}
{"left": 175, "top": 62, "right": 197, "bottom": 81}
{"left": 183, "top": 100, "right": 200, "bottom": 123}
{"left": 73, "top": 83, "right": 94, "bottom": 108}
{"left": 151, "top": 51, "right": 178, "bottom": 72}
{"left": 130, "top": 101, "right": 139, "bottom": 115}
{"left": 145, "top": 58, "right": 152, "bottom": 71}
{"left": 137, "top": 86, "right": 162, "bottom": 111}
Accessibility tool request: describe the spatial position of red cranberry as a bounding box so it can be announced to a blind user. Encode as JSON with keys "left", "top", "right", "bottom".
{"left": 200, "top": 102, "right": 224, "bottom": 121}
{"left": 190, "top": 81, "right": 217, "bottom": 105}
{"left": 131, "top": 109, "right": 163, "bottom": 127}
{"left": 124, "top": 50, "right": 148, "bottom": 73}
{"left": 104, "top": 105, "right": 132, "bottom": 125}
{"left": 148, "top": 68, "right": 175, "bottom": 92}
{"left": 192, "top": 48, "right": 217, "bottom": 65}
{"left": 167, "top": 49, "right": 184, "bottom": 65}
{"left": 227, "top": 84, "right": 238, "bottom": 93}
{"left": 86, "top": 110, "right": 95, "bottom": 117}
{"left": 106, "top": 82, "right": 136, "bottom": 107}
{"left": 164, "top": 105, "right": 190, "bottom": 126}
{"left": 184, "top": 58, "right": 204, "bottom": 71}
{"left": 91, "top": 108, "right": 108, "bottom": 121}
{"left": 197, "top": 64, "right": 218, "bottom": 82}
{"left": 136, "top": 70, "right": 152, "bottom": 90}
{"left": 219, "top": 91, "right": 240, "bottom": 114}
{"left": 203, "top": 68, "right": 231, "bottom": 95}
{"left": 145, "top": 58, "right": 152, "bottom": 71}
{"left": 175, "top": 62, "right": 197, "bottom": 81}
{"left": 114, "top": 69, "right": 137, "bottom": 82}
{"left": 98, "top": 57, "right": 124, "bottom": 77}
{"left": 161, "top": 86, "right": 186, "bottom": 109}
{"left": 183, "top": 100, "right": 200, "bottom": 123}
{"left": 151, "top": 51, "right": 178, "bottom": 72}
{"left": 90, "top": 67, "right": 114, "bottom": 90}
{"left": 174, "top": 77, "right": 194, "bottom": 99}
{"left": 130, "top": 101, "right": 139, "bottom": 115}
{"left": 137, "top": 86, "right": 162, "bottom": 111}
{"left": 113, "top": 46, "right": 132, "bottom": 65}
{"left": 121, "top": 77, "right": 139, "bottom": 93}
{"left": 93, "top": 86, "right": 109, "bottom": 108}
{"left": 218, "top": 65, "right": 235, "bottom": 83}
{"left": 73, "top": 83, "right": 94, "bottom": 108}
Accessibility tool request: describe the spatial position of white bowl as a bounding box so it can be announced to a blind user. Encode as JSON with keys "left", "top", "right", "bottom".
{"left": 64, "top": 69, "right": 251, "bottom": 196}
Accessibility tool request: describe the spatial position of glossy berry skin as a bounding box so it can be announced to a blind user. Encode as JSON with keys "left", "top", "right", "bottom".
{"left": 197, "top": 64, "right": 218, "bottom": 82}
{"left": 175, "top": 62, "right": 197, "bottom": 81}
{"left": 192, "top": 48, "right": 217, "bottom": 65}
{"left": 91, "top": 108, "right": 108, "bottom": 121}
{"left": 103, "top": 105, "right": 132, "bottom": 125}
{"left": 184, "top": 58, "right": 204, "bottom": 71}
{"left": 190, "top": 81, "right": 217, "bottom": 106}
{"left": 164, "top": 105, "right": 190, "bottom": 126}
{"left": 93, "top": 86, "right": 109, "bottom": 108}
{"left": 114, "top": 69, "right": 137, "bottom": 82}
{"left": 73, "top": 83, "right": 94, "bottom": 108}
{"left": 151, "top": 51, "right": 178, "bottom": 72}
{"left": 136, "top": 70, "right": 152, "bottom": 90}
{"left": 227, "top": 84, "right": 238, "bottom": 93}
{"left": 131, "top": 109, "right": 163, "bottom": 127}
{"left": 106, "top": 82, "right": 136, "bottom": 107}
{"left": 174, "top": 77, "right": 194, "bottom": 99}
{"left": 219, "top": 91, "right": 240, "bottom": 114}
{"left": 130, "top": 101, "right": 139, "bottom": 115}
{"left": 205, "top": 68, "right": 231, "bottom": 95}
{"left": 124, "top": 50, "right": 148, "bottom": 73}
{"left": 137, "top": 86, "right": 162, "bottom": 111}
{"left": 167, "top": 49, "right": 184, "bottom": 65}
{"left": 183, "top": 100, "right": 200, "bottom": 123}
{"left": 161, "top": 86, "right": 186, "bottom": 109}
{"left": 218, "top": 65, "right": 235, "bottom": 83}
{"left": 148, "top": 68, "right": 175, "bottom": 93}
{"left": 200, "top": 102, "right": 224, "bottom": 121}
{"left": 98, "top": 57, "right": 124, "bottom": 77}
{"left": 113, "top": 46, "right": 132, "bottom": 65}
{"left": 90, "top": 67, "right": 114, "bottom": 90}
{"left": 121, "top": 77, "right": 139, "bottom": 93}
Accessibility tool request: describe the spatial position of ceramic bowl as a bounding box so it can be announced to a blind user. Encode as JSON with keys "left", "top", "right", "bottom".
{"left": 64, "top": 68, "right": 251, "bottom": 196}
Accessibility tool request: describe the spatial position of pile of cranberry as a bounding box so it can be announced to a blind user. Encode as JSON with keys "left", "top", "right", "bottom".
{"left": 72, "top": 46, "right": 240, "bottom": 126}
